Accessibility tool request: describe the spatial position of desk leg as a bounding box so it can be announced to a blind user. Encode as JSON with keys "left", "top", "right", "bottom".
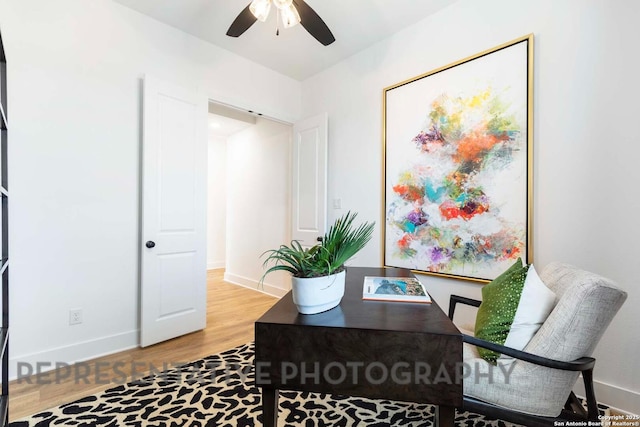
{"left": 261, "top": 388, "right": 278, "bottom": 427}
{"left": 434, "top": 405, "right": 455, "bottom": 427}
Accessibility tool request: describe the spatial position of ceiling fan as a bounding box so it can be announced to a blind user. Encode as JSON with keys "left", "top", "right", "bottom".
{"left": 226, "top": 0, "right": 336, "bottom": 46}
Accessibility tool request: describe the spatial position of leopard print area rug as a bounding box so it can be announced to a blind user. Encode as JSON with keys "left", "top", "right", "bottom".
{"left": 9, "top": 343, "right": 534, "bottom": 426}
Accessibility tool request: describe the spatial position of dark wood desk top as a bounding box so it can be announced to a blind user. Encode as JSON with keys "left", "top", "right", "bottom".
{"left": 257, "top": 266, "right": 460, "bottom": 336}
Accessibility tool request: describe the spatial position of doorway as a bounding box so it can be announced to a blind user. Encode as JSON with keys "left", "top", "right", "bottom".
{"left": 206, "top": 101, "right": 293, "bottom": 297}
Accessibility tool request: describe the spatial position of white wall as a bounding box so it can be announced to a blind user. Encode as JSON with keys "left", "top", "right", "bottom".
{"left": 301, "top": 0, "right": 640, "bottom": 414}
{"left": 0, "top": 0, "right": 300, "bottom": 376}
{"left": 3, "top": 0, "right": 638, "bottom": 414}
{"left": 207, "top": 134, "right": 227, "bottom": 269}
{"left": 224, "top": 118, "right": 292, "bottom": 297}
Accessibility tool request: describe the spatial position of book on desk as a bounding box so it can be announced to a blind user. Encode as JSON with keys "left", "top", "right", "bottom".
{"left": 362, "top": 276, "right": 432, "bottom": 304}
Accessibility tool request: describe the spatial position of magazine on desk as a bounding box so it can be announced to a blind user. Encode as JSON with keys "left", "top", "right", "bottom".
{"left": 362, "top": 276, "right": 431, "bottom": 304}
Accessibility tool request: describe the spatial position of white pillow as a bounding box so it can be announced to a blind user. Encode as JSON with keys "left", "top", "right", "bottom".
{"left": 499, "top": 265, "right": 556, "bottom": 362}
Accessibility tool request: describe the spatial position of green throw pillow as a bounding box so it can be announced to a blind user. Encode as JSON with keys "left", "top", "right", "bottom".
{"left": 474, "top": 258, "right": 530, "bottom": 364}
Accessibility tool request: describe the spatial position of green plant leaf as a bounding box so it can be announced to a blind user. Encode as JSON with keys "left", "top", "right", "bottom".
{"left": 260, "top": 211, "right": 374, "bottom": 282}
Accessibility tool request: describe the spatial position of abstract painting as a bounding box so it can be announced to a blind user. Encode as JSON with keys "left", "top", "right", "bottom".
{"left": 383, "top": 35, "right": 533, "bottom": 282}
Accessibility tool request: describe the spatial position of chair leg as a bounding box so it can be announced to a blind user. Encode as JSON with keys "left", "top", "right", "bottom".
{"left": 582, "top": 369, "right": 598, "bottom": 421}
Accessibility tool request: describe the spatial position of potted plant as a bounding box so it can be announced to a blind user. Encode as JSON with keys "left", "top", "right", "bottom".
{"left": 261, "top": 212, "right": 375, "bottom": 314}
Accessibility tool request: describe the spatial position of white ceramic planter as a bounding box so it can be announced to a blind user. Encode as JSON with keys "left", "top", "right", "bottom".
{"left": 291, "top": 270, "right": 346, "bottom": 315}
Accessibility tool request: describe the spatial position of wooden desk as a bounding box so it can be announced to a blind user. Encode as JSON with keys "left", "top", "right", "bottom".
{"left": 255, "top": 267, "right": 462, "bottom": 426}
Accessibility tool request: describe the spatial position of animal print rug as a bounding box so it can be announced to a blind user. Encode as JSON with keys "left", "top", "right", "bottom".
{"left": 9, "top": 342, "right": 574, "bottom": 426}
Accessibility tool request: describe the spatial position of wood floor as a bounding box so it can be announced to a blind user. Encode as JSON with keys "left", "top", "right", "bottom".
{"left": 9, "top": 269, "right": 278, "bottom": 421}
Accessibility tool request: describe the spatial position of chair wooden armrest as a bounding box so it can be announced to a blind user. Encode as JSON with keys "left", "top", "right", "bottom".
{"left": 462, "top": 334, "right": 595, "bottom": 371}
{"left": 448, "top": 294, "right": 481, "bottom": 320}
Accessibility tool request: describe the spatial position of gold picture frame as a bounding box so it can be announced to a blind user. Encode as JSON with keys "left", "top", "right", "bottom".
{"left": 382, "top": 34, "right": 533, "bottom": 283}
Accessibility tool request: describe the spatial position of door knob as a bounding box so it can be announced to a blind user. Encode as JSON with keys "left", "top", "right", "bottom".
{"left": 316, "top": 236, "right": 323, "bottom": 242}
{"left": 146, "top": 241, "right": 156, "bottom": 248}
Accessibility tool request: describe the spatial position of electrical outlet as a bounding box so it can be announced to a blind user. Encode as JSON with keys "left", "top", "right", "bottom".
{"left": 69, "top": 309, "right": 83, "bottom": 325}
{"left": 333, "top": 198, "right": 342, "bottom": 209}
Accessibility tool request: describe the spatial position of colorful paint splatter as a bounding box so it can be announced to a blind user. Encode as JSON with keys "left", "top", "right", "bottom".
{"left": 386, "top": 88, "right": 526, "bottom": 279}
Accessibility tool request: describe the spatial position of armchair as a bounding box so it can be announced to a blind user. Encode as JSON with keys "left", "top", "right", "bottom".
{"left": 449, "top": 262, "right": 627, "bottom": 427}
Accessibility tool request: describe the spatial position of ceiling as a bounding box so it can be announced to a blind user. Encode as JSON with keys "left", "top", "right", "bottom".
{"left": 208, "top": 113, "right": 253, "bottom": 138}
{"left": 111, "top": 0, "right": 459, "bottom": 81}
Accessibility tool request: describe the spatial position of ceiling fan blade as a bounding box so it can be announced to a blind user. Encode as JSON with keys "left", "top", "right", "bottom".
{"left": 293, "top": 0, "right": 336, "bottom": 46}
{"left": 226, "top": 4, "right": 257, "bottom": 37}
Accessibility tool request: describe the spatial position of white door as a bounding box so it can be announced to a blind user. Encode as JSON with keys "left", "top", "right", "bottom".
{"left": 141, "top": 75, "right": 208, "bottom": 347}
{"left": 292, "top": 113, "right": 328, "bottom": 247}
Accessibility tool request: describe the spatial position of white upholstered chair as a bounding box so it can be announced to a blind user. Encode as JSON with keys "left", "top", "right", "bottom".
{"left": 449, "top": 262, "right": 627, "bottom": 426}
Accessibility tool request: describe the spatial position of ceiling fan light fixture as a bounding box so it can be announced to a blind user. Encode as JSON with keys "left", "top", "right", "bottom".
{"left": 227, "top": 0, "right": 335, "bottom": 46}
{"left": 280, "top": 4, "right": 301, "bottom": 29}
{"left": 249, "top": 0, "right": 271, "bottom": 22}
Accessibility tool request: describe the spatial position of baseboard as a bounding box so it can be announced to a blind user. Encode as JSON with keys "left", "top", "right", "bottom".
{"left": 207, "top": 261, "right": 225, "bottom": 269}
{"left": 574, "top": 377, "right": 640, "bottom": 415}
{"left": 223, "top": 271, "right": 288, "bottom": 298}
{"left": 9, "top": 329, "right": 139, "bottom": 381}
